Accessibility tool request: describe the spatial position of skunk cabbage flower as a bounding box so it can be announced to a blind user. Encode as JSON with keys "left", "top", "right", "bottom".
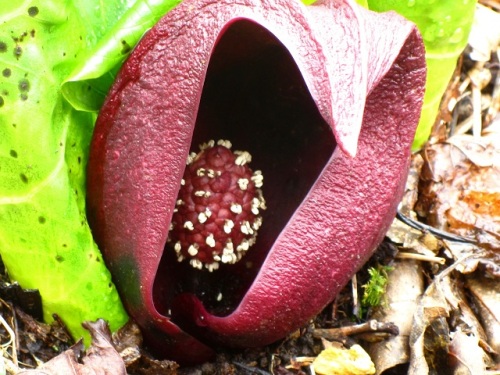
{"left": 86, "top": 0, "right": 426, "bottom": 364}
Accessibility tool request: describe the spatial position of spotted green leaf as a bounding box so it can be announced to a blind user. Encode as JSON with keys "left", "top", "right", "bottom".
{"left": 0, "top": 0, "right": 179, "bottom": 343}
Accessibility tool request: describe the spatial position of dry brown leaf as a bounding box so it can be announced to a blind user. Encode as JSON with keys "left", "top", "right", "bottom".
{"left": 446, "top": 134, "right": 499, "bottom": 167}
{"left": 417, "top": 135, "right": 500, "bottom": 276}
{"left": 468, "top": 4, "right": 500, "bottom": 62}
{"left": 444, "top": 241, "right": 500, "bottom": 276}
{"left": 449, "top": 330, "right": 486, "bottom": 375}
{"left": 400, "top": 153, "right": 425, "bottom": 216}
{"left": 17, "top": 319, "right": 127, "bottom": 375}
{"left": 408, "top": 268, "right": 496, "bottom": 375}
{"left": 112, "top": 320, "right": 143, "bottom": 353}
{"left": 125, "top": 354, "right": 179, "bottom": 375}
{"left": 418, "top": 138, "right": 500, "bottom": 232}
{"left": 408, "top": 276, "right": 452, "bottom": 375}
{"left": 440, "top": 275, "right": 495, "bottom": 369}
{"left": 466, "top": 276, "right": 500, "bottom": 356}
{"left": 367, "top": 260, "right": 424, "bottom": 375}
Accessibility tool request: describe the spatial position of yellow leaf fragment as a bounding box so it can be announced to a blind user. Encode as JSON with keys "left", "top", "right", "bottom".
{"left": 312, "top": 344, "right": 375, "bottom": 375}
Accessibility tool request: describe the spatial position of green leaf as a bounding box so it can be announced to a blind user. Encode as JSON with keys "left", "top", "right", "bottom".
{"left": 0, "top": 0, "right": 166, "bottom": 343}
{"left": 366, "top": 0, "right": 477, "bottom": 149}
{"left": 62, "top": 0, "right": 182, "bottom": 112}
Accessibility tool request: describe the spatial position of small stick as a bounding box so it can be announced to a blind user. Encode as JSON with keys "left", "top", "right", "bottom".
{"left": 396, "top": 252, "right": 446, "bottom": 264}
{"left": 313, "top": 320, "right": 399, "bottom": 341}
{"left": 351, "top": 274, "right": 361, "bottom": 318}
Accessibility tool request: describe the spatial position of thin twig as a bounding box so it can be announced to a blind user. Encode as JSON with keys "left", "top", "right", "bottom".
{"left": 0, "top": 349, "right": 20, "bottom": 375}
{"left": 313, "top": 320, "right": 399, "bottom": 341}
{"left": 0, "top": 314, "right": 17, "bottom": 367}
{"left": 351, "top": 274, "right": 361, "bottom": 318}
{"left": 396, "top": 252, "right": 446, "bottom": 264}
{"left": 435, "top": 252, "right": 484, "bottom": 283}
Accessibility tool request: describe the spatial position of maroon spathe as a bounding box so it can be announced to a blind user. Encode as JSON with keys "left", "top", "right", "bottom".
{"left": 86, "top": 0, "right": 426, "bottom": 365}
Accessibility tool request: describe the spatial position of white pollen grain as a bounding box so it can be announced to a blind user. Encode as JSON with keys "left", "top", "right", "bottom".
{"left": 236, "top": 239, "right": 250, "bottom": 253}
{"left": 238, "top": 178, "right": 249, "bottom": 190}
{"left": 259, "top": 194, "right": 267, "bottom": 209}
{"left": 234, "top": 151, "right": 252, "bottom": 166}
{"left": 240, "top": 222, "right": 250, "bottom": 235}
{"left": 198, "top": 212, "right": 208, "bottom": 223}
{"left": 200, "top": 140, "right": 215, "bottom": 150}
{"left": 174, "top": 242, "right": 182, "bottom": 252}
{"left": 190, "top": 258, "right": 203, "bottom": 269}
{"left": 241, "top": 225, "right": 248, "bottom": 235}
{"left": 224, "top": 219, "right": 234, "bottom": 234}
{"left": 225, "top": 240, "right": 234, "bottom": 251}
{"left": 240, "top": 239, "right": 250, "bottom": 251}
{"left": 251, "top": 197, "right": 261, "bottom": 215}
{"left": 245, "top": 221, "right": 254, "bottom": 234}
{"left": 186, "top": 152, "right": 197, "bottom": 165}
{"left": 188, "top": 245, "right": 199, "bottom": 256}
{"left": 194, "top": 190, "right": 210, "bottom": 197}
{"left": 248, "top": 237, "right": 256, "bottom": 246}
{"left": 252, "top": 217, "right": 262, "bottom": 230}
{"left": 217, "top": 139, "right": 232, "bottom": 149}
{"left": 230, "top": 203, "right": 242, "bottom": 214}
{"left": 251, "top": 170, "right": 263, "bottom": 188}
{"left": 221, "top": 254, "right": 232, "bottom": 263}
{"left": 184, "top": 221, "right": 194, "bottom": 230}
{"left": 206, "top": 262, "right": 219, "bottom": 272}
{"left": 206, "top": 234, "right": 216, "bottom": 248}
